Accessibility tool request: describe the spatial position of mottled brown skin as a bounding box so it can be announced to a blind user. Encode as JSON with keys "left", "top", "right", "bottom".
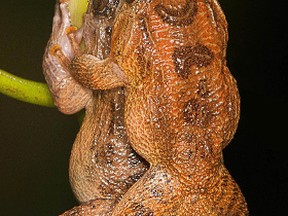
{"left": 43, "top": 1, "right": 147, "bottom": 215}
{"left": 44, "top": 0, "right": 248, "bottom": 215}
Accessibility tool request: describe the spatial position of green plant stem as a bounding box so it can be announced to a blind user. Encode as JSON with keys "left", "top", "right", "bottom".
{"left": 0, "top": 69, "right": 54, "bottom": 107}
{"left": 69, "top": 0, "right": 89, "bottom": 28}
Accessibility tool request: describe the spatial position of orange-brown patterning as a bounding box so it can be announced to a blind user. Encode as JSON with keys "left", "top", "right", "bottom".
{"left": 43, "top": 0, "right": 248, "bottom": 215}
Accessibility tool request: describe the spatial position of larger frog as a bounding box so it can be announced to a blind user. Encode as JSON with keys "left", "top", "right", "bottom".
{"left": 43, "top": 0, "right": 248, "bottom": 215}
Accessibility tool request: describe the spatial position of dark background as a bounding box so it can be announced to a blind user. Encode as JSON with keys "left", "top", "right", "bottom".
{"left": 0, "top": 0, "right": 287, "bottom": 215}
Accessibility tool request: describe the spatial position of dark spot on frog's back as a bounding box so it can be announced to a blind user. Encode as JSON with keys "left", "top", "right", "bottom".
{"left": 183, "top": 98, "right": 212, "bottom": 128}
{"left": 172, "top": 44, "right": 213, "bottom": 79}
{"left": 155, "top": 0, "right": 198, "bottom": 26}
{"left": 183, "top": 99, "right": 200, "bottom": 124}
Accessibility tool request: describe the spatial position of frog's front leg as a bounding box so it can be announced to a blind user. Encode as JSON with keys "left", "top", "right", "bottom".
{"left": 50, "top": 21, "right": 128, "bottom": 91}
{"left": 65, "top": 53, "right": 128, "bottom": 90}
{"left": 43, "top": 1, "right": 91, "bottom": 114}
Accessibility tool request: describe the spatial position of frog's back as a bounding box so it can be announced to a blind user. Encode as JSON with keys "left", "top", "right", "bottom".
{"left": 111, "top": 1, "right": 247, "bottom": 214}
{"left": 117, "top": 0, "right": 239, "bottom": 162}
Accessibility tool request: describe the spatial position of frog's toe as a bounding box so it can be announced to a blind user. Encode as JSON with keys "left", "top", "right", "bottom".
{"left": 50, "top": 44, "right": 71, "bottom": 68}
{"left": 65, "top": 26, "right": 82, "bottom": 56}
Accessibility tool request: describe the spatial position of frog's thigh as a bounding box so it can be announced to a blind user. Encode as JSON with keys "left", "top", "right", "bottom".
{"left": 111, "top": 166, "right": 180, "bottom": 216}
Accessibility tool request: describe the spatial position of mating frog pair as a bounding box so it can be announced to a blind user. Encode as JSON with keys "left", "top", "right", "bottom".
{"left": 43, "top": 0, "right": 248, "bottom": 215}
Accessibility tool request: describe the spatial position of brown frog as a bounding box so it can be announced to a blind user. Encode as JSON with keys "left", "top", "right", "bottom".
{"left": 43, "top": 0, "right": 147, "bottom": 215}
{"left": 44, "top": 0, "right": 248, "bottom": 215}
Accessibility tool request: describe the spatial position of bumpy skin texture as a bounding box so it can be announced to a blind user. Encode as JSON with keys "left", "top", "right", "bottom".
{"left": 43, "top": 1, "right": 148, "bottom": 215}
{"left": 44, "top": 0, "right": 248, "bottom": 215}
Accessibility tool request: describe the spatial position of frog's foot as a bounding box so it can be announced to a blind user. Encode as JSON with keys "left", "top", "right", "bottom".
{"left": 60, "top": 198, "right": 115, "bottom": 216}
{"left": 49, "top": 26, "right": 82, "bottom": 68}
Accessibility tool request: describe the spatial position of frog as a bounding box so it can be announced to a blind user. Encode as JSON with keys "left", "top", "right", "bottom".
{"left": 44, "top": 0, "right": 248, "bottom": 215}
{"left": 43, "top": 0, "right": 148, "bottom": 215}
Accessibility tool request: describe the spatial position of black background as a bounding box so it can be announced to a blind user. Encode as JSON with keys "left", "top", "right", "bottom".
{"left": 0, "top": 0, "right": 287, "bottom": 215}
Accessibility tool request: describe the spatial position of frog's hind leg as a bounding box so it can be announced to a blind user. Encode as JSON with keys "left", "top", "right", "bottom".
{"left": 111, "top": 165, "right": 181, "bottom": 216}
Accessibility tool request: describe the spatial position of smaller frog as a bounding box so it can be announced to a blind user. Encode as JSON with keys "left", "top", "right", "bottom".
{"left": 45, "top": 0, "right": 248, "bottom": 215}
{"left": 43, "top": 0, "right": 148, "bottom": 215}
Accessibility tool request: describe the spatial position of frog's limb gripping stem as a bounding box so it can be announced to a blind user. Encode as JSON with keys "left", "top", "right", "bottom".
{"left": 50, "top": 45, "right": 71, "bottom": 68}
{"left": 49, "top": 26, "right": 81, "bottom": 69}
{"left": 43, "top": 0, "right": 91, "bottom": 114}
{"left": 65, "top": 26, "right": 82, "bottom": 56}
